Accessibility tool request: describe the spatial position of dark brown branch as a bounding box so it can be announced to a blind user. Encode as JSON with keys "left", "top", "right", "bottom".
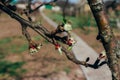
{"left": 21, "top": 24, "right": 32, "bottom": 42}
{"left": 87, "top": 0, "right": 120, "bottom": 80}
{"left": 22, "top": 0, "right": 58, "bottom": 22}
{"left": 0, "top": 3, "right": 90, "bottom": 67}
{"left": 29, "top": 0, "right": 58, "bottom": 14}
{"left": 23, "top": 9, "right": 32, "bottom": 21}
{"left": 87, "top": 58, "right": 107, "bottom": 69}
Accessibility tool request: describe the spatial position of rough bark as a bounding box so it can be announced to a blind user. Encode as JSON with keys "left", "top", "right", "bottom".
{"left": 87, "top": 0, "right": 120, "bottom": 80}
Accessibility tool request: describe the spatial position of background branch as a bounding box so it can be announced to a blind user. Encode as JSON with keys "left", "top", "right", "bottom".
{"left": 29, "top": 0, "right": 58, "bottom": 14}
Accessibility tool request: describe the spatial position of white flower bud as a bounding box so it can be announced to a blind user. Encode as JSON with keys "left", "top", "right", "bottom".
{"left": 37, "top": 44, "right": 42, "bottom": 50}
{"left": 58, "top": 47, "right": 62, "bottom": 55}
{"left": 29, "top": 48, "right": 38, "bottom": 54}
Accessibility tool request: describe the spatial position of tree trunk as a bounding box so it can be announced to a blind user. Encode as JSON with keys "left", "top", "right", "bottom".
{"left": 87, "top": 0, "right": 120, "bottom": 80}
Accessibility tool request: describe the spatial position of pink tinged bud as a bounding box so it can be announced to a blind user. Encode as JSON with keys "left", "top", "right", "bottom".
{"left": 99, "top": 50, "right": 106, "bottom": 59}
{"left": 67, "top": 38, "right": 76, "bottom": 46}
{"left": 29, "top": 46, "right": 37, "bottom": 54}
{"left": 54, "top": 43, "right": 62, "bottom": 54}
{"left": 55, "top": 43, "right": 60, "bottom": 49}
{"left": 29, "top": 42, "right": 42, "bottom": 54}
{"left": 29, "top": 48, "right": 38, "bottom": 54}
